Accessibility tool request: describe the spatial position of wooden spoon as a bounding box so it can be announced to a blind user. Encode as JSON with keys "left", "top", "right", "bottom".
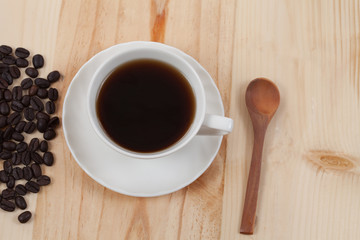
{"left": 240, "top": 78, "right": 280, "bottom": 234}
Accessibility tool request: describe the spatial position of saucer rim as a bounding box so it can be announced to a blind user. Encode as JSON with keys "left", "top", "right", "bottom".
{"left": 62, "top": 41, "right": 225, "bottom": 197}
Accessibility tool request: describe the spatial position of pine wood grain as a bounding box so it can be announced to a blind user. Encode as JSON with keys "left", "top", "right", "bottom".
{"left": 0, "top": 0, "right": 359, "bottom": 239}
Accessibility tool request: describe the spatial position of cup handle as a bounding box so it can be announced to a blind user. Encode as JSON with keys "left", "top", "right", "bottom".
{"left": 197, "top": 114, "right": 233, "bottom": 135}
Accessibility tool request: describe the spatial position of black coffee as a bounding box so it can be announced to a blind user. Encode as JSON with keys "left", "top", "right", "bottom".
{"left": 96, "top": 59, "right": 196, "bottom": 153}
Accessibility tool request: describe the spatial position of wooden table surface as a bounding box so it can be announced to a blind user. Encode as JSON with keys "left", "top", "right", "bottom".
{"left": 1, "top": 0, "right": 360, "bottom": 239}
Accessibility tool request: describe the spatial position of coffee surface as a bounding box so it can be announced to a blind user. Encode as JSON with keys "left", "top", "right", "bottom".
{"left": 96, "top": 59, "right": 196, "bottom": 153}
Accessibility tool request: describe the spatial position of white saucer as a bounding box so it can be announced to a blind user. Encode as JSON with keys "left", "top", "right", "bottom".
{"left": 63, "top": 42, "right": 225, "bottom": 197}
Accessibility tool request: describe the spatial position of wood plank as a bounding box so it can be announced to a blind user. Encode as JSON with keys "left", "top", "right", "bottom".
{"left": 223, "top": 0, "right": 360, "bottom": 239}
{"left": 0, "top": 1, "right": 62, "bottom": 240}
{"left": 0, "top": 0, "right": 359, "bottom": 239}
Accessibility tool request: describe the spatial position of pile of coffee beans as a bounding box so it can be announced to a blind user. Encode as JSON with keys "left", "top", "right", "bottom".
{"left": 0, "top": 45, "right": 60, "bottom": 223}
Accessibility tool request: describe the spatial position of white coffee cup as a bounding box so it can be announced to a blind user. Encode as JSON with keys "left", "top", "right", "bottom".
{"left": 87, "top": 42, "right": 233, "bottom": 159}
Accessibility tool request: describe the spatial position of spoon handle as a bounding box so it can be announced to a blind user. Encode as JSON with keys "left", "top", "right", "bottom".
{"left": 240, "top": 128, "right": 266, "bottom": 234}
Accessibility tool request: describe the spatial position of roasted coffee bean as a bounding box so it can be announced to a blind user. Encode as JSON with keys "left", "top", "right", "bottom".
{"left": 0, "top": 102, "right": 9, "bottom": 115}
{"left": 37, "top": 118, "right": 48, "bottom": 133}
{"left": 25, "top": 67, "right": 38, "bottom": 78}
{"left": 0, "top": 52, "right": 3, "bottom": 60}
{"left": 1, "top": 72, "right": 13, "bottom": 85}
{"left": 37, "top": 88, "right": 48, "bottom": 99}
{"left": 0, "top": 62, "right": 8, "bottom": 69}
{"left": 24, "top": 121, "right": 36, "bottom": 134}
{"left": 24, "top": 108, "right": 35, "bottom": 121}
{"left": 3, "top": 160, "right": 13, "bottom": 173}
{"left": 25, "top": 181, "right": 39, "bottom": 193}
{"left": 0, "top": 170, "right": 9, "bottom": 183}
{"left": 3, "top": 89, "right": 11, "bottom": 101}
{"left": 16, "top": 58, "right": 29, "bottom": 68}
{"left": 7, "top": 112, "right": 21, "bottom": 125}
{"left": 0, "top": 78, "right": 9, "bottom": 89}
{"left": 12, "top": 132, "right": 24, "bottom": 142}
{"left": 39, "top": 140, "right": 48, "bottom": 152}
{"left": 33, "top": 54, "right": 44, "bottom": 69}
{"left": 9, "top": 66, "right": 20, "bottom": 79}
{"left": 23, "top": 166, "right": 32, "bottom": 180}
{"left": 3, "top": 130, "right": 14, "bottom": 142}
{"left": 35, "top": 78, "right": 50, "bottom": 88}
{"left": 0, "top": 94, "right": 7, "bottom": 105}
{"left": 0, "top": 199, "right": 15, "bottom": 212}
{"left": 3, "top": 126, "right": 14, "bottom": 140}
{"left": 43, "top": 148, "right": 57, "bottom": 166}
{"left": 48, "top": 88, "right": 58, "bottom": 101}
{"left": 16, "top": 142, "right": 27, "bottom": 153}
{"left": 15, "top": 121, "right": 26, "bottom": 133}
{"left": 29, "top": 85, "right": 38, "bottom": 96}
{"left": 15, "top": 196, "right": 27, "bottom": 209}
{"left": 21, "top": 152, "right": 31, "bottom": 166}
{"left": 10, "top": 154, "right": 21, "bottom": 166}
{"left": 12, "top": 86, "right": 22, "bottom": 100}
{"left": 18, "top": 211, "right": 32, "bottom": 223}
{"left": 0, "top": 132, "right": 4, "bottom": 145}
{"left": 44, "top": 128, "right": 56, "bottom": 140}
{"left": 0, "top": 45, "right": 12, "bottom": 55}
{"left": 12, "top": 131, "right": 24, "bottom": 142}
{"left": 21, "top": 95, "right": 30, "bottom": 107}
{"left": 3, "top": 141, "right": 16, "bottom": 151}
{"left": 47, "top": 70, "right": 60, "bottom": 83}
{"left": 21, "top": 78, "right": 33, "bottom": 89}
{"left": 2, "top": 188, "right": 15, "bottom": 199}
{"left": 0, "top": 151, "right": 12, "bottom": 160}
{"left": 11, "top": 101, "right": 24, "bottom": 112}
{"left": 12, "top": 167, "right": 23, "bottom": 180}
{"left": 29, "top": 138, "right": 39, "bottom": 151}
{"left": 0, "top": 63, "right": 9, "bottom": 74}
{"left": 6, "top": 176, "right": 15, "bottom": 188}
{"left": 31, "top": 164, "right": 42, "bottom": 178}
{"left": 0, "top": 116, "right": 7, "bottom": 128}
{"left": 11, "top": 100, "right": 24, "bottom": 112}
{"left": 11, "top": 153, "right": 22, "bottom": 165}
{"left": 45, "top": 101, "right": 55, "bottom": 114}
{"left": 31, "top": 152, "right": 43, "bottom": 164}
{"left": 15, "top": 47, "right": 30, "bottom": 58}
{"left": 43, "top": 152, "right": 54, "bottom": 166}
{"left": 36, "top": 111, "right": 50, "bottom": 121}
{"left": 37, "top": 175, "right": 50, "bottom": 186}
{"left": 2, "top": 78, "right": 12, "bottom": 87}
{"left": 2, "top": 55, "right": 16, "bottom": 65}
{"left": 30, "top": 96, "right": 43, "bottom": 111}
{"left": 15, "top": 184, "right": 27, "bottom": 196}
{"left": 48, "top": 117, "right": 59, "bottom": 128}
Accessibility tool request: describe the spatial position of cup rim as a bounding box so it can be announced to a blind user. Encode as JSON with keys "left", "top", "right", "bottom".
{"left": 87, "top": 44, "right": 206, "bottom": 159}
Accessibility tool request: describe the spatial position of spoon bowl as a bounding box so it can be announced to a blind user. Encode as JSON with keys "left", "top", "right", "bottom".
{"left": 246, "top": 78, "right": 280, "bottom": 117}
